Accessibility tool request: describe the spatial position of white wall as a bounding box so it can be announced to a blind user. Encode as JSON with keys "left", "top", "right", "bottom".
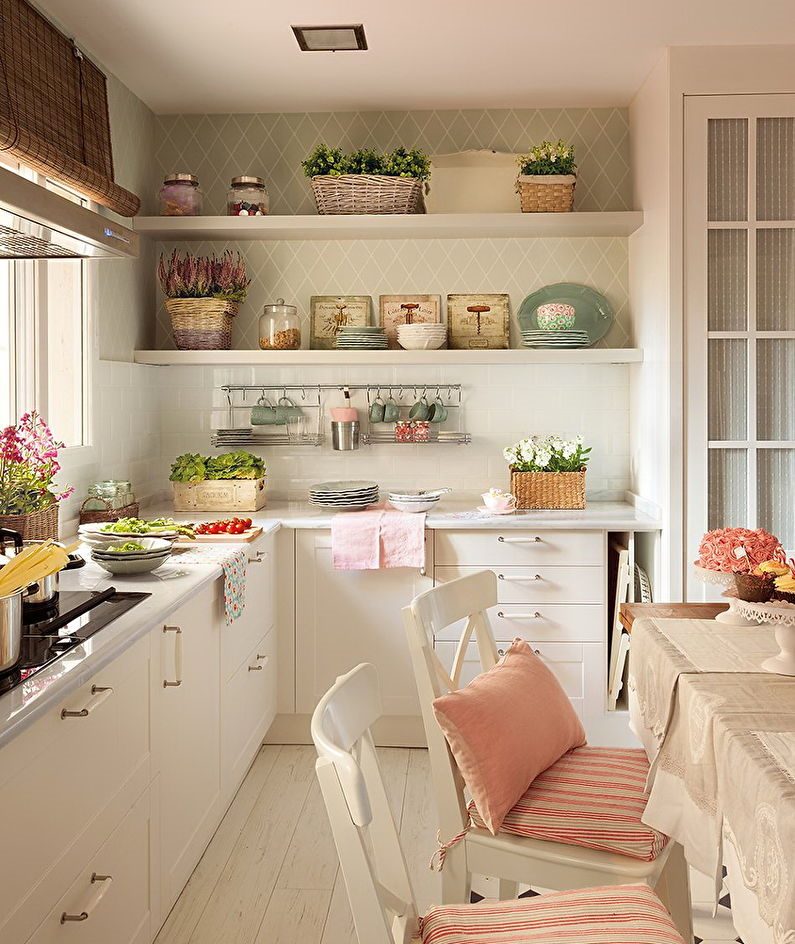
{"left": 628, "top": 52, "right": 677, "bottom": 596}
{"left": 156, "top": 362, "right": 631, "bottom": 501}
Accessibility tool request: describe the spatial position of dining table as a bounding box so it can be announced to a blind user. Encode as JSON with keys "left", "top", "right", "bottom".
{"left": 626, "top": 610, "right": 795, "bottom": 944}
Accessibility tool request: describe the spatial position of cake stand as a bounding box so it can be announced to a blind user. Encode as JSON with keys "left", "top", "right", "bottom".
{"left": 733, "top": 598, "right": 795, "bottom": 675}
{"left": 692, "top": 564, "right": 758, "bottom": 627}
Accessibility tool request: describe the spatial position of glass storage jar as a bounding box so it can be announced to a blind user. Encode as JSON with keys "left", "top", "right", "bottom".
{"left": 227, "top": 176, "right": 269, "bottom": 216}
{"left": 83, "top": 480, "right": 136, "bottom": 511}
{"left": 259, "top": 298, "right": 301, "bottom": 350}
{"left": 158, "top": 174, "right": 202, "bottom": 216}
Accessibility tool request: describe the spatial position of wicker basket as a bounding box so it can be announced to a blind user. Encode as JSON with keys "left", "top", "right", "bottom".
{"left": 166, "top": 298, "right": 239, "bottom": 350}
{"left": 516, "top": 175, "right": 576, "bottom": 213}
{"left": 78, "top": 497, "right": 140, "bottom": 525}
{"left": 0, "top": 502, "right": 59, "bottom": 541}
{"left": 310, "top": 174, "right": 426, "bottom": 215}
{"left": 510, "top": 468, "right": 586, "bottom": 509}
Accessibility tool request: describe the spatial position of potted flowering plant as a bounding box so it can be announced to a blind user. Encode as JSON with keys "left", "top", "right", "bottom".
{"left": 516, "top": 140, "right": 577, "bottom": 213}
{"left": 503, "top": 435, "right": 590, "bottom": 509}
{"left": 0, "top": 412, "right": 73, "bottom": 540}
{"left": 158, "top": 249, "right": 250, "bottom": 350}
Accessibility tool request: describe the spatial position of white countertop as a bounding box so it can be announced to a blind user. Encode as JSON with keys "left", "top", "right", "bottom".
{"left": 146, "top": 497, "right": 662, "bottom": 532}
{"left": 0, "top": 499, "right": 658, "bottom": 748}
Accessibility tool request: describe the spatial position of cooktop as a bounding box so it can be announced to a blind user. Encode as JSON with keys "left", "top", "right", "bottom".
{"left": 0, "top": 588, "right": 150, "bottom": 697}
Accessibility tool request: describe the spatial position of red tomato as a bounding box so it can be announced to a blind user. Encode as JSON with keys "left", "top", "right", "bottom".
{"left": 242, "top": 518, "right": 252, "bottom": 529}
{"left": 208, "top": 524, "right": 221, "bottom": 534}
{"left": 233, "top": 522, "right": 246, "bottom": 533}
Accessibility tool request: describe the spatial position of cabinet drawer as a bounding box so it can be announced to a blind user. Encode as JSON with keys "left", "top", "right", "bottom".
{"left": 434, "top": 565, "right": 604, "bottom": 604}
{"left": 221, "top": 536, "right": 275, "bottom": 680}
{"left": 433, "top": 603, "right": 604, "bottom": 643}
{"left": 28, "top": 787, "right": 154, "bottom": 944}
{"left": 221, "top": 628, "right": 277, "bottom": 797}
{"left": 434, "top": 530, "right": 604, "bottom": 567}
{"left": 434, "top": 639, "right": 585, "bottom": 719}
{"left": 0, "top": 637, "right": 150, "bottom": 942}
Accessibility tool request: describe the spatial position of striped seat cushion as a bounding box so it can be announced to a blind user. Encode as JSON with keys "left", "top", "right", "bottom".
{"left": 420, "top": 883, "right": 686, "bottom": 944}
{"left": 468, "top": 746, "right": 668, "bottom": 861}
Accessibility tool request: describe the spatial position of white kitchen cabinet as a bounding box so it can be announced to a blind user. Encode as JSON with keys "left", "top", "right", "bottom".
{"left": 26, "top": 787, "right": 156, "bottom": 944}
{"left": 151, "top": 583, "right": 222, "bottom": 914}
{"left": 0, "top": 636, "right": 151, "bottom": 944}
{"left": 295, "top": 529, "right": 432, "bottom": 717}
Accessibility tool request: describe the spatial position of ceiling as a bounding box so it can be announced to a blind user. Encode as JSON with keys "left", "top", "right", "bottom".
{"left": 37, "top": 0, "right": 795, "bottom": 114}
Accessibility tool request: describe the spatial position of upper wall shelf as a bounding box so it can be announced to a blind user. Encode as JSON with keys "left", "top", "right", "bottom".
{"left": 133, "top": 211, "right": 644, "bottom": 242}
{"left": 134, "top": 349, "right": 643, "bottom": 367}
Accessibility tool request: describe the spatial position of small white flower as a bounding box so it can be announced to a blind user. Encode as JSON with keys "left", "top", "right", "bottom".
{"left": 535, "top": 450, "right": 552, "bottom": 469}
{"left": 562, "top": 442, "right": 576, "bottom": 459}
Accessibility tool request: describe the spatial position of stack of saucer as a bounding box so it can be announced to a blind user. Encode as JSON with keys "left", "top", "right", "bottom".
{"left": 387, "top": 487, "right": 451, "bottom": 513}
{"left": 309, "top": 480, "right": 380, "bottom": 511}
{"left": 335, "top": 326, "right": 388, "bottom": 350}
{"left": 397, "top": 323, "right": 447, "bottom": 350}
{"left": 521, "top": 329, "right": 590, "bottom": 349}
{"left": 91, "top": 537, "right": 172, "bottom": 574}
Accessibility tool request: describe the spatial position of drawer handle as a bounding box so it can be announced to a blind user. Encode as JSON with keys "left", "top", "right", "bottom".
{"left": 497, "top": 573, "right": 543, "bottom": 581}
{"left": 498, "top": 647, "right": 541, "bottom": 657}
{"left": 498, "top": 535, "right": 542, "bottom": 544}
{"left": 497, "top": 611, "right": 542, "bottom": 620}
{"left": 61, "top": 686, "right": 113, "bottom": 719}
{"left": 249, "top": 551, "right": 267, "bottom": 564}
{"left": 61, "top": 873, "right": 113, "bottom": 923}
{"left": 248, "top": 653, "right": 270, "bottom": 672}
{"left": 163, "top": 625, "right": 183, "bottom": 688}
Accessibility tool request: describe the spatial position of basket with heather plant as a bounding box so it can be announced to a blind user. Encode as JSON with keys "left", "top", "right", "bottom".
{"left": 301, "top": 144, "right": 431, "bottom": 215}
{"left": 516, "top": 140, "right": 577, "bottom": 212}
{"left": 158, "top": 249, "right": 250, "bottom": 350}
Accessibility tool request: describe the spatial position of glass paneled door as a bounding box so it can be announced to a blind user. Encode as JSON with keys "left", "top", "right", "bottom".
{"left": 685, "top": 96, "right": 795, "bottom": 598}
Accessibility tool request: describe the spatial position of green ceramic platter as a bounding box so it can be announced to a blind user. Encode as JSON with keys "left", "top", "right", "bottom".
{"left": 517, "top": 282, "right": 614, "bottom": 344}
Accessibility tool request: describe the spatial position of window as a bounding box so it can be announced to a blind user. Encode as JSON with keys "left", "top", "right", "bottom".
{"left": 0, "top": 166, "right": 89, "bottom": 446}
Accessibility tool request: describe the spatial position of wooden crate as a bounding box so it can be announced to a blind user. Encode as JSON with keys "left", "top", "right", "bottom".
{"left": 171, "top": 478, "right": 267, "bottom": 512}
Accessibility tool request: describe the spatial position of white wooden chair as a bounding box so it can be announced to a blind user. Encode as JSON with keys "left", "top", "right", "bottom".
{"left": 311, "top": 662, "right": 688, "bottom": 944}
{"left": 402, "top": 569, "right": 692, "bottom": 941}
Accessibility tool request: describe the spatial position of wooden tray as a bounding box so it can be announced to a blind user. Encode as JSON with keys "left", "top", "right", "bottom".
{"left": 175, "top": 526, "right": 263, "bottom": 544}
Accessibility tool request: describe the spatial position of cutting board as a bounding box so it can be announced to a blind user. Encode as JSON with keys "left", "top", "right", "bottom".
{"left": 175, "top": 526, "right": 263, "bottom": 544}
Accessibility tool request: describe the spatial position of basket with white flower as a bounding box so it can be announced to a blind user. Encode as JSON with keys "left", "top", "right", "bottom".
{"left": 503, "top": 435, "right": 590, "bottom": 509}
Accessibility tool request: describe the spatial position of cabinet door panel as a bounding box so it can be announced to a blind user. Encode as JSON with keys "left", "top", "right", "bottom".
{"left": 295, "top": 531, "right": 431, "bottom": 716}
{"left": 434, "top": 565, "right": 604, "bottom": 604}
{"left": 152, "top": 584, "right": 222, "bottom": 912}
{"left": 434, "top": 530, "right": 604, "bottom": 567}
{"left": 221, "top": 533, "right": 275, "bottom": 680}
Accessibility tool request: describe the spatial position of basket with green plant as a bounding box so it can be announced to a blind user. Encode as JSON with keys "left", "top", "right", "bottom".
{"left": 515, "top": 140, "right": 577, "bottom": 213}
{"left": 301, "top": 144, "right": 431, "bottom": 215}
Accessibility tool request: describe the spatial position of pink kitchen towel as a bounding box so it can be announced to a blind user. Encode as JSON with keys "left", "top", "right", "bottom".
{"left": 331, "top": 508, "right": 384, "bottom": 569}
{"left": 381, "top": 510, "right": 426, "bottom": 568}
{"left": 331, "top": 507, "right": 426, "bottom": 569}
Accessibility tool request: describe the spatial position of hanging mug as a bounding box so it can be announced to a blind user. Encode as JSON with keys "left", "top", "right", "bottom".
{"left": 383, "top": 393, "right": 400, "bottom": 423}
{"left": 409, "top": 395, "right": 430, "bottom": 421}
{"left": 251, "top": 396, "right": 280, "bottom": 426}
{"left": 369, "top": 394, "right": 386, "bottom": 424}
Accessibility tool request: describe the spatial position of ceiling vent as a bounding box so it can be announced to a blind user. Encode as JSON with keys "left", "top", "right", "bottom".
{"left": 291, "top": 24, "right": 368, "bottom": 51}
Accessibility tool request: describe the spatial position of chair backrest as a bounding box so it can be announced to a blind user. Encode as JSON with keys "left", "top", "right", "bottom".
{"left": 402, "top": 569, "right": 500, "bottom": 838}
{"left": 311, "top": 663, "right": 419, "bottom": 944}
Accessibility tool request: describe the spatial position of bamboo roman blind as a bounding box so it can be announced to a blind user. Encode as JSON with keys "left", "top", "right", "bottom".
{"left": 0, "top": 0, "right": 141, "bottom": 216}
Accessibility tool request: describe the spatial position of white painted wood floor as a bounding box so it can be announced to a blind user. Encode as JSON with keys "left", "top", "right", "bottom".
{"left": 155, "top": 745, "right": 438, "bottom": 944}
{"left": 156, "top": 744, "right": 740, "bottom": 944}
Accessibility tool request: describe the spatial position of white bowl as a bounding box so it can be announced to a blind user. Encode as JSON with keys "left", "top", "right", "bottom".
{"left": 91, "top": 552, "right": 171, "bottom": 575}
{"left": 90, "top": 537, "right": 172, "bottom": 556}
{"left": 398, "top": 336, "right": 447, "bottom": 350}
{"left": 388, "top": 498, "right": 440, "bottom": 513}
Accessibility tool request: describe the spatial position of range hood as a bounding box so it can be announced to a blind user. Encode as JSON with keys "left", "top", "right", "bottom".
{"left": 0, "top": 165, "right": 139, "bottom": 260}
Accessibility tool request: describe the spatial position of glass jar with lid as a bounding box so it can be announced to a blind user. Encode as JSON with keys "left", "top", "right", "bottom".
{"left": 227, "top": 176, "right": 269, "bottom": 216}
{"left": 83, "top": 480, "right": 136, "bottom": 511}
{"left": 259, "top": 298, "right": 300, "bottom": 350}
{"left": 158, "top": 174, "right": 203, "bottom": 216}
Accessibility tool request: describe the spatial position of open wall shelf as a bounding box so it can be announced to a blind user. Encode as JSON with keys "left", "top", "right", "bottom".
{"left": 133, "top": 211, "right": 643, "bottom": 242}
{"left": 135, "top": 349, "right": 642, "bottom": 367}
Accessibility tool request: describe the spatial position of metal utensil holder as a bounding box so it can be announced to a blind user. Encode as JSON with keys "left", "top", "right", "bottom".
{"left": 362, "top": 384, "right": 470, "bottom": 445}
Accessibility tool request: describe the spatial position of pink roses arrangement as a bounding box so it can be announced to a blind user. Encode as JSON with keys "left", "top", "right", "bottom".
{"left": 696, "top": 527, "right": 784, "bottom": 573}
{"left": 0, "top": 412, "right": 73, "bottom": 515}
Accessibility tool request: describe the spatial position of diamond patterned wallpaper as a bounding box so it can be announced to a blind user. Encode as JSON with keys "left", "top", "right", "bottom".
{"left": 153, "top": 107, "right": 631, "bottom": 215}
{"left": 154, "top": 235, "right": 630, "bottom": 349}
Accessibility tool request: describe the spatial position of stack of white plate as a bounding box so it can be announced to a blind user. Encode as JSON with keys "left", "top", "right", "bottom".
{"left": 521, "top": 329, "right": 590, "bottom": 349}
{"left": 397, "top": 323, "right": 448, "bottom": 350}
{"left": 387, "top": 488, "right": 451, "bottom": 513}
{"left": 91, "top": 537, "right": 173, "bottom": 574}
{"left": 335, "top": 326, "right": 388, "bottom": 350}
{"left": 309, "top": 480, "right": 380, "bottom": 511}
{"left": 79, "top": 523, "right": 183, "bottom": 546}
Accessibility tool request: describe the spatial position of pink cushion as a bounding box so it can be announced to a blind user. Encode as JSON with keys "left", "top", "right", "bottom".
{"left": 432, "top": 637, "right": 586, "bottom": 835}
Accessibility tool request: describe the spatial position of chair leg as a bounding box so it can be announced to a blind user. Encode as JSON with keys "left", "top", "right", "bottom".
{"left": 654, "top": 842, "right": 693, "bottom": 943}
{"left": 498, "top": 879, "right": 519, "bottom": 900}
{"left": 440, "top": 841, "right": 472, "bottom": 905}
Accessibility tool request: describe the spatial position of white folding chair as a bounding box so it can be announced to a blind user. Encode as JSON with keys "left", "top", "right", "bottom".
{"left": 311, "top": 662, "right": 688, "bottom": 944}
{"left": 402, "top": 569, "right": 692, "bottom": 941}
